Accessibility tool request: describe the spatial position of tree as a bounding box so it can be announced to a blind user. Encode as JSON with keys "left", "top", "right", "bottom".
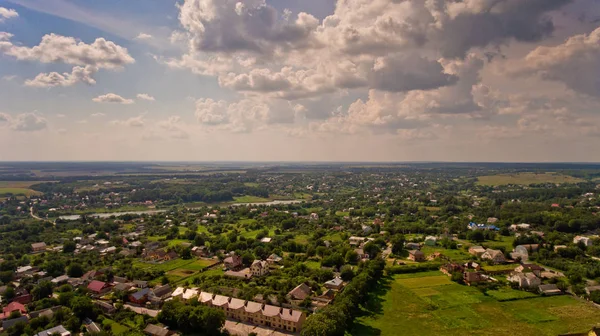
{"left": 71, "top": 296, "right": 95, "bottom": 319}
{"left": 45, "top": 260, "right": 65, "bottom": 278}
{"left": 467, "top": 230, "right": 485, "bottom": 243}
{"left": 340, "top": 266, "right": 355, "bottom": 282}
{"left": 32, "top": 280, "right": 53, "bottom": 301}
{"left": 158, "top": 300, "right": 225, "bottom": 335}
{"left": 67, "top": 263, "right": 84, "bottom": 278}
{"left": 363, "top": 242, "right": 381, "bottom": 259}
{"left": 390, "top": 235, "right": 405, "bottom": 255}
{"left": 63, "top": 241, "right": 77, "bottom": 253}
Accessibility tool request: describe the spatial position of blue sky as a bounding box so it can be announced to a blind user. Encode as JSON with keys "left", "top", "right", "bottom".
{"left": 1, "top": 0, "right": 600, "bottom": 162}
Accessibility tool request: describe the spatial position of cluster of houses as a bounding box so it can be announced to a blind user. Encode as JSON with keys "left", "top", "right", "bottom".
{"left": 199, "top": 292, "right": 306, "bottom": 333}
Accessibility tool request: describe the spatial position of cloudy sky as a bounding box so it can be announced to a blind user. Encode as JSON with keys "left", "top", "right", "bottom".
{"left": 1, "top": 0, "right": 600, "bottom": 162}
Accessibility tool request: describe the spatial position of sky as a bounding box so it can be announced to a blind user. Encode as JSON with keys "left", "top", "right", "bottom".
{"left": 1, "top": 0, "right": 600, "bottom": 162}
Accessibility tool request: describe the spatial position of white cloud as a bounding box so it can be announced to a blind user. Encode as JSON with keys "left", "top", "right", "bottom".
{"left": 0, "top": 112, "right": 9, "bottom": 122}
{"left": 56, "top": 114, "right": 66, "bottom": 118}
{"left": 111, "top": 115, "right": 144, "bottom": 127}
{"left": 2, "top": 75, "right": 16, "bottom": 81}
{"left": 137, "top": 93, "right": 155, "bottom": 101}
{"left": 157, "top": 116, "right": 189, "bottom": 139}
{"left": 24, "top": 65, "right": 97, "bottom": 87}
{"left": 512, "top": 26, "right": 600, "bottom": 97}
{"left": 1, "top": 33, "right": 134, "bottom": 87}
{"left": 91, "top": 113, "right": 105, "bottom": 117}
{"left": 0, "top": 7, "right": 18, "bottom": 22}
{"left": 135, "top": 33, "right": 153, "bottom": 40}
{"left": 10, "top": 113, "right": 48, "bottom": 131}
{"left": 92, "top": 93, "right": 134, "bottom": 104}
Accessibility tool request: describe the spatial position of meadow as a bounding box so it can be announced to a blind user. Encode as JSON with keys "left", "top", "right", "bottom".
{"left": 476, "top": 172, "right": 584, "bottom": 186}
{"left": 0, "top": 181, "right": 46, "bottom": 197}
{"left": 353, "top": 271, "right": 600, "bottom": 336}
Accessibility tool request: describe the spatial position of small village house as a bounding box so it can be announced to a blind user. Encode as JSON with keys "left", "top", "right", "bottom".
{"left": 408, "top": 250, "right": 425, "bottom": 262}
{"left": 250, "top": 260, "right": 270, "bottom": 277}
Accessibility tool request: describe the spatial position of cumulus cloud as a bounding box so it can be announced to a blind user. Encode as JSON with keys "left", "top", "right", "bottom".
{"left": 25, "top": 65, "right": 97, "bottom": 87}
{"left": 92, "top": 93, "right": 134, "bottom": 104}
{"left": 111, "top": 115, "right": 144, "bottom": 127}
{"left": 157, "top": 116, "right": 189, "bottom": 139}
{"left": 91, "top": 113, "right": 105, "bottom": 117}
{"left": 10, "top": 113, "right": 48, "bottom": 131}
{"left": 135, "top": 33, "right": 153, "bottom": 40}
{"left": 137, "top": 93, "right": 156, "bottom": 101}
{"left": 0, "top": 33, "right": 134, "bottom": 87}
{"left": 0, "top": 112, "right": 9, "bottom": 122}
{"left": 0, "top": 7, "right": 18, "bottom": 22}
{"left": 512, "top": 26, "right": 600, "bottom": 97}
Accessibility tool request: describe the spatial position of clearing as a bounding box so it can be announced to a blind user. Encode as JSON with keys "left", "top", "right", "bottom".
{"left": 353, "top": 271, "right": 600, "bottom": 336}
{"left": 477, "top": 172, "right": 584, "bottom": 186}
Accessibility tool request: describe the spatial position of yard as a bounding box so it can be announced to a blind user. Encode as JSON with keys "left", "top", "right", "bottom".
{"left": 352, "top": 271, "right": 600, "bottom": 336}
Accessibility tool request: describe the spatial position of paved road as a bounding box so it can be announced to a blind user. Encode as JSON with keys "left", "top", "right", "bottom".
{"left": 123, "top": 304, "right": 160, "bottom": 317}
{"left": 30, "top": 206, "right": 43, "bottom": 220}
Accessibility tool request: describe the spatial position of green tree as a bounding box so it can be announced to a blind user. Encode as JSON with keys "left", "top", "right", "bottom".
{"left": 63, "top": 241, "right": 77, "bottom": 253}
{"left": 32, "top": 280, "right": 53, "bottom": 301}
{"left": 67, "top": 263, "right": 84, "bottom": 278}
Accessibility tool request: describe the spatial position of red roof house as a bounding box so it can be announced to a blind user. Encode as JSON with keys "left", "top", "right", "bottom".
{"left": 1, "top": 302, "right": 27, "bottom": 319}
{"left": 87, "top": 280, "right": 112, "bottom": 295}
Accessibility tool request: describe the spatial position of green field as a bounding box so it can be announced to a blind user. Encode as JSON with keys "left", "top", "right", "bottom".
{"left": 0, "top": 187, "right": 42, "bottom": 197}
{"left": 477, "top": 173, "right": 584, "bottom": 186}
{"left": 102, "top": 319, "right": 129, "bottom": 335}
{"left": 233, "top": 196, "right": 271, "bottom": 203}
{"left": 353, "top": 272, "right": 600, "bottom": 335}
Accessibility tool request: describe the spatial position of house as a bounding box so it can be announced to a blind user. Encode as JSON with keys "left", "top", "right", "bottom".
{"left": 481, "top": 249, "right": 506, "bottom": 264}
{"left": 87, "top": 280, "right": 112, "bottom": 295}
{"left": 467, "top": 222, "right": 499, "bottom": 231}
{"left": 585, "top": 285, "right": 600, "bottom": 295}
{"left": 51, "top": 275, "right": 70, "bottom": 285}
{"left": 250, "top": 260, "right": 270, "bottom": 277}
{"left": 287, "top": 283, "right": 312, "bottom": 300}
{"left": 113, "top": 276, "right": 128, "bottom": 284}
{"left": 1, "top": 302, "right": 27, "bottom": 319}
{"left": 539, "top": 284, "right": 562, "bottom": 296}
{"left": 198, "top": 293, "right": 306, "bottom": 332}
{"left": 94, "top": 300, "right": 116, "bottom": 315}
{"left": 515, "top": 264, "right": 544, "bottom": 277}
{"left": 114, "top": 283, "right": 133, "bottom": 293}
{"left": 361, "top": 225, "right": 373, "bottom": 234}
{"left": 35, "top": 325, "right": 71, "bottom": 336}
{"left": 349, "top": 237, "right": 366, "bottom": 246}
{"left": 508, "top": 272, "right": 541, "bottom": 289}
{"left": 133, "top": 280, "right": 148, "bottom": 289}
{"left": 574, "top": 236, "right": 593, "bottom": 247}
{"left": 129, "top": 288, "right": 150, "bottom": 305}
{"left": 267, "top": 254, "right": 283, "bottom": 264}
{"left": 354, "top": 248, "right": 369, "bottom": 261}
{"left": 224, "top": 254, "right": 243, "bottom": 271}
{"left": 191, "top": 246, "right": 208, "bottom": 257}
{"left": 260, "top": 237, "right": 272, "bottom": 243}
{"left": 225, "top": 269, "right": 253, "bottom": 280}
{"left": 31, "top": 242, "right": 47, "bottom": 253}
{"left": 149, "top": 284, "right": 172, "bottom": 304}
{"left": 2, "top": 316, "right": 29, "bottom": 330}
{"left": 554, "top": 245, "right": 568, "bottom": 252}
{"left": 424, "top": 236, "right": 437, "bottom": 246}
{"left": 440, "top": 263, "right": 464, "bottom": 276}
{"left": 405, "top": 242, "right": 420, "bottom": 250}
{"left": 509, "top": 223, "right": 531, "bottom": 231}
{"left": 408, "top": 250, "right": 425, "bottom": 262}
{"left": 511, "top": 244, "right": 540, "bottom": 261}
{"left": 468, "top": 246, "right": 486, "bottom": 257}
{"left": 171, "top": 287, "right": 185, "bottom": 298}
{"left": 144, "top": 324, "right": 170, "bottom": 336}
{"left": 82, "top": 270, "right": 104, "bottom": 282}
{"left": 16, "top": 265, "right": 35, "bottom": 277}
{"left": 182, "top": 288, "right": 199, "bottom": 300}
{"left": 324, "top": 277, "right": 344, "bottom": 290}
{"left": 463, "top": 271, "right": 488, "bottom": 285}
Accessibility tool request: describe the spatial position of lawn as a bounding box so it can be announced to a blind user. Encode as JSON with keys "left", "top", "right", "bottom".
{"left": 233, "top": 196, "right": 270, "bottom": 203}
{"left": 477, "top": 172, "right": 584, "bottom": 186}
{"left": 304, "top": 261, "right": 321, "bottom": 270}
{"left": 293, "top": 234, "right": 310, "bottom": 244}
{"left": 133, "top": 259, "right": 196, "bottom": 272}
{"left": 0, "top": 187, "right": 42, "bottom": 197}
{"left": 420, "top": 246, "right": 471, "bottom": 261}
{"left": 180, "top": 259, "right": 217, "bottom": 271}
{"left": 102, "top": 319, "right": 129, "bottom": 335}
{"left": 353, "top": 272, "right": 600, "bottom": 336}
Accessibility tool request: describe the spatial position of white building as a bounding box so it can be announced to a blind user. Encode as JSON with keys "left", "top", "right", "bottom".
{"left": 250, "top": 260, "right": 270, "bottom": 277}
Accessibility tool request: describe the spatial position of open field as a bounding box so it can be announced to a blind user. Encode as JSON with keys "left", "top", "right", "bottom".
{"left": 353, "top": 271, "right": 600, "bottom": 336}
{"left": 0, "top": 187, "right": 42, "bottom": 197}
{"left": 232, "top": 195, "right": 271, "bottom": 203}
{"left": 477, "top": 172, "right": 585, "bottom": 186}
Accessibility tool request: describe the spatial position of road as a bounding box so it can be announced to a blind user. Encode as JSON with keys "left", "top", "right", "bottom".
{"left": 29, "top": 206, "right": 43, "bottom": 220}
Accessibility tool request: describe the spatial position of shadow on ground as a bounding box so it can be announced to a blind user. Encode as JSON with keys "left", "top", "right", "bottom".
{"left": 348, "top": 275, "right": 394, "bottom": 335}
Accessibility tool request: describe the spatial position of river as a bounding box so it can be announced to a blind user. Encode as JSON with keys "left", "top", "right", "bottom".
{"left": 59, "top": 210, "right": 166, "bottom": 221}
{"left": 59, "top": 199, "right": 305, "bottom": 220}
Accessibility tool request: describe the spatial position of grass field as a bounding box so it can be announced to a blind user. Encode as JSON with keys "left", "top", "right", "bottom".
{"left": 477, "top": 173, "right": 584, "bottom": 186}
{"left": 0, "top": 181, "right": 49, "bottom": 197}
{"left": 233, "top": 196, "right": 271, "bottom": 203}
{"left": 353, "top": 272, "right": 600, "bottom": 336}
{"left": 102, "top": 319, "right": 129, "bottom": 335}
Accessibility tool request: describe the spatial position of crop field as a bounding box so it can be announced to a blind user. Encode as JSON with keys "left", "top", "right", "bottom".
{"left": 0, "top": 181, "right": 46, "bottom": 196}
{"left": 477, "top": 172, "right": 584, "bottom": 186}
{"left": 353, "top": 271, "right": 600, "bottom": 336}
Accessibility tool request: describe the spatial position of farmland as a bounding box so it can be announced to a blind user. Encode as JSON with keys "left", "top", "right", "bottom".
{"left": 352, "top": 272, "right": 600, "bottom": 336}
{"left": 0, "top": 181, "right": 46, "bottom": 197}
{"left": 476, "top": 172, "right": 584, "bottom": 186}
